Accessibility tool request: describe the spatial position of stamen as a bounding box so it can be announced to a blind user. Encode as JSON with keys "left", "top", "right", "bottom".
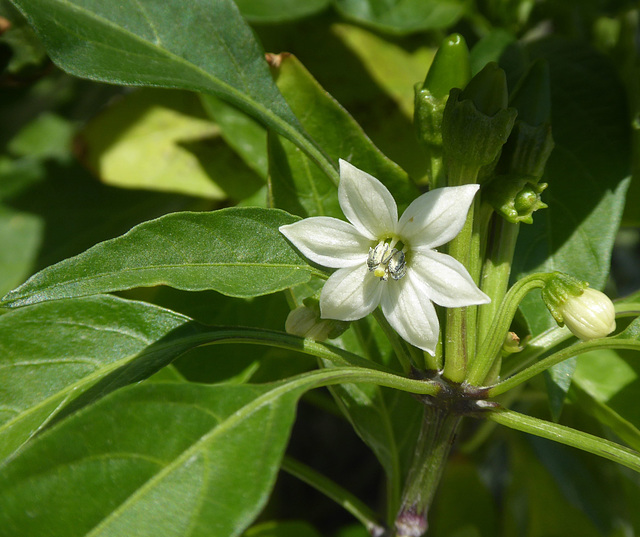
{"left": 367, "top": 240, "right": 407, "bottom": 281}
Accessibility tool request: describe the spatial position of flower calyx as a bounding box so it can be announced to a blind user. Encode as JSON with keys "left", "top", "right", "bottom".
{"left": 442, "top": 62, "right": 517, "bottom": 175}
{"left": 414, "top": 369, "right": 497, "bottom": 417}
{"left": 541, "top": 273, "right": 616, "bottom": 340}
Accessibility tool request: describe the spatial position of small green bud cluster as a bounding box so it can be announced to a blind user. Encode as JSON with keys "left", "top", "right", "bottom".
{"left": 542, "top": 273, "right": 616, "bottom": 340}
{"left": 285, "top": 298, "right": 349, "bottom": 341}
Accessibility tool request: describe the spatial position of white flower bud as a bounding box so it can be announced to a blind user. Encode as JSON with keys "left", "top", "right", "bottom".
{"left": 558, "top": 288, "right": 616, "bottom": 341}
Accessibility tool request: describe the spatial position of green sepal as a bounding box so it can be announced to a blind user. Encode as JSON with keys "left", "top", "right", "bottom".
{"left": 485, "top": 173, "right": 548, "bottom": 224}
{"left": 496, "top": 121, "right": 554, "bottom": 179}
{"left": 540, "top": 272, "right": 588, "bottom": 324}
{"left": 441, "top": 63, "right": 517, "bottom": 173}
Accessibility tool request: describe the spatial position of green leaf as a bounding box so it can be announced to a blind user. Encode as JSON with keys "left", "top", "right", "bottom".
{"left": 332, "top": 23, "right": 435, "bottom": 118}
{"left": 333, "top": 0, "right": 466, "bottom": 35}
{"left": 0, "top": 364, "right": 426, "bottom": 536}
{"left": 200, "top": 94, "right": 269, "bottom": 181}
{"left": 0, "top": 207, "right": 42, "bottom": 295}
{"left": 7, "top": 112, "right": 74, "bottom": 162}
{"left": 10, "top": 0, "right": 338, "bottom": 183}
{"left": 2, "top": 207, "right": 320, "bottom": 307}
{"left": 513, "top": 38, "right": 631, "bottom": 334}
{"left": 235, "top": 0, "right": 329, "bottom": 23}
{"left": 0, "top": 381, "right": 303, "bottom": 537}
{"left": 80, "top": 88, "right": 263, "bottom": 200}
{"left": 269, "top": 54, "right": 418, "bottom": 218}
{"left": 572, "top": 345, "right": 640, "bottom": 452}
{"left": 0, "top": 295, "right": 194, "bottom": 461}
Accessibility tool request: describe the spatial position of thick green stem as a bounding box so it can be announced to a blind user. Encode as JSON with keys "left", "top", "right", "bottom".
{"left": 394, "top": 406, "right": 461, "bottom": 537}
{"left": 489, "top": 407, "right": 640, "bottom": 473}
{"left": 442, "top": 164, "right": 481, "bottom": 383}
{"left": 281, "top": 456, "right": 385, "bottom": 535}
{"left": 443, "top": 202, "right": 475, "bottom": 383}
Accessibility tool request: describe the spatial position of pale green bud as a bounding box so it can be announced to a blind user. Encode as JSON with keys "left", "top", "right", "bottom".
{"left": 542, "top": 273, "right": 616, "bottom": 340}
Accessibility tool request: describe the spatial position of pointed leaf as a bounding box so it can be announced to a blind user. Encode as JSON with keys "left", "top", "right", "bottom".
{"left": 0, "top": 382, "right": 302, "bottom": 537}
{"left": 2, "top": 208, "right": 320, "bottom": 307}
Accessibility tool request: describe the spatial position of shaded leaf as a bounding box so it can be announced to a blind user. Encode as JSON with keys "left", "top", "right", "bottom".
{"left": 333, "top": 0, "right": 466, "bottom": 35}
{"left": 513, "top": 38, "right": 631, "bottom": 334}
{"left": 80, "top": 88, "right": 263, "bottom": 200}
{"left": 2, "top": 207, "right": 320, "bottom": 307}
{"left": 0, "top": 207, "right": 42, "bottom": 295}
{"left": 9, "top": 0, "right": 331, "bottom": 175}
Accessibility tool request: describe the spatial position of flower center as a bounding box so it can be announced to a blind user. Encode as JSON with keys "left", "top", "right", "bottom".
{"left": 367, "top": 240, "right": 407, "bottom": 281}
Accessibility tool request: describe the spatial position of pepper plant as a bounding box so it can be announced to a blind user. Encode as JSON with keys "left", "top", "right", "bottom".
{"left": 1, "top": 1, "right": 639, "bottom": 536}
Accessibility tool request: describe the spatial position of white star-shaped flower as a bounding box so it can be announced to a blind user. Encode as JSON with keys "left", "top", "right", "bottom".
{"left": 279, "top": 159, "right": 490, "bottom": 355}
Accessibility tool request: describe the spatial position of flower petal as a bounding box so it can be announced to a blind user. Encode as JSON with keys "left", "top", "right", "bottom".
{"left": 410, "top": 250, "right": 490, "bottom": 307}
{"left": 280, "top": 217, "right": 371, "bottom": 268}
{"left": 320, "top": 264, "right": 383, "bottom": 321}
{"left": 339, "top": 159, "right": 398, "bottom": 240}
{"left": 398, "top": 184, "right": 479, "bottom": 249}
{"left": 381, "top": 274, "right": 440, "bottom": 355}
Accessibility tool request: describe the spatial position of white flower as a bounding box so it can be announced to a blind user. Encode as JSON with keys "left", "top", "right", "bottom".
{"left": 279, "top": 159, "right": 489, "bottom": 355}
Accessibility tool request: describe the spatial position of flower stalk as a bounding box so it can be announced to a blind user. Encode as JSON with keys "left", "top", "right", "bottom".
{"left": 394, "top": 405, "right": 461, "bottom": 537}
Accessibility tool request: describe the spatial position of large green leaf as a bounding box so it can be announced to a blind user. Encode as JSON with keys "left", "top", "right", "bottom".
{"left": 1, "top": 207, "right": 321, "bottom": 307}
{"left": 333, "top": 0, "right": 466, "bottom": 35}
{"left": 9, "top": 0, "right": 337, "bottom": 182}
{"left": 0, "top": 294, "right": 391, "bottom": 462}
{"left": 0, "top": 364, "right": 423, "bottom": 536}
{"left": 0, "top": 381, "right": 302, "bottom": 537}
{"left": 0, "top": 295, "right": 194, "bottom": 460}
{"left": 513, "top": 38, "right": 631, "bottom": 334}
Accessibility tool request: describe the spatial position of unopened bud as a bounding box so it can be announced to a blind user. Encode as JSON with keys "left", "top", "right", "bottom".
{"left": 485, "top": 174, "right": 547, "bottom": 224}
{"left": 542, "top": 273, "right": 616, "bottom": 340}
{"left": 285, "top": 301, "right": 349, "bottom": 341}
{"left": 442, "top": 63, "right": 517, "bottom": 174}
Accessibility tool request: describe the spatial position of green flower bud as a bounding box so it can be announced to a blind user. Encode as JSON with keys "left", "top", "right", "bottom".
{"left": 484, "top": 173, "right": 547, "bottom": 224}
{"left": 541, "top": 273, "right": 616, "bottom": 340}
{"left": 502, "top": 332, "right": 524, "bottom": 355}
{"left": 414, "top": 34, "right": 470, "bottom": 187}
{"left": 442, "top": 62, "right": 517, "bottom": 174}
{"left": 285, "top": 300, "right": 349, "bottom": 341}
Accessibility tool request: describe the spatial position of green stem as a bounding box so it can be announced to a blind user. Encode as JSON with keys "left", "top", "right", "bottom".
{"left": 443, "top": 201, "right": 475, "bottom": 383}
{"left": 281, "top": 456, "right": 385, "bottom": 535}
{"left": 466, "top": 272, "right": 552, "bottom": 386}
{"left": 488, "top": 337, "right": 640, "bottom": 397}
{"left": 374, "top": 309, "right": 414, "bottom": 374}
{"left": 394, "top": 406, "right": 461, "bottom": 537}
{"left": 500, "top": 304, "right": 640, "bottom": 380}
{"left": 489, "top": 407, "right": 640, "bottom": 473}
{"left": 476, "top": 217, "right": 520, "bottom": 342}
